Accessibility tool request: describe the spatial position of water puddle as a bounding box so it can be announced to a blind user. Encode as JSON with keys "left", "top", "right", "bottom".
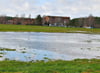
{"left": 0, "top": 32, "right": 100, "bottom": 61}
{"left": 0, "top": 48, "right": 72, "bottom": 61}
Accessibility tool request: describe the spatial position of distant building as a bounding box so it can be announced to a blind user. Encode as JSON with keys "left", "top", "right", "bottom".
{"left": 42, "top": 16, "right": 70, "bottom": 27}
{"left": 14, "top": 18, "right": 35, "bottom": 25}
{"left": 13, "top": 18, "right": 35, "bottom": 25}
{"left": 0, "top": 16, "right": 35, "bottom": 25}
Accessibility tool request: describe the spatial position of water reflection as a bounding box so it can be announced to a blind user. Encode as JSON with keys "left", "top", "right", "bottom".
{"left": 0, "top": 32, "right": 100, "bottom": 61}
{"left": 0, "top": 48, "right": 72, "bottom": 61}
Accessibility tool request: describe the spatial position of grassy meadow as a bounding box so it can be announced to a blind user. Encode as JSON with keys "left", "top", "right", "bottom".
{"left": 0, "top": 24, "right": 99, "bottom": 33}
{"left": 0, "top": 59, "right": 100, "bottom": 73}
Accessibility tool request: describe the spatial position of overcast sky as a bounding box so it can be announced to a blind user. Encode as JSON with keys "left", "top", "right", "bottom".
{"left": 0, "top": 0, "right": 100, "bottom": 18}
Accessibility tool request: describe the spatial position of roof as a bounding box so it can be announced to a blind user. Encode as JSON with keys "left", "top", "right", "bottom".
{"left": 47, "top": 16, "right": 70, "bottom": 19}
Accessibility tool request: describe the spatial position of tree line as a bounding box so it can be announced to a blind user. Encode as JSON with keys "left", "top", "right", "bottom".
{"left": 70, "top": 15, "right": 100, "bottom": 28}
{"left": 0, "top": 14, "right": 100, "bottom": 28}
{"left": 0, "top": 14, "right": 42, "bottom": 25}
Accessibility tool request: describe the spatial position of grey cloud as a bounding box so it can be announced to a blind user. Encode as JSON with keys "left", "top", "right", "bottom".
{"left": 0, "top": 0, "right": 100, "bottom": 18}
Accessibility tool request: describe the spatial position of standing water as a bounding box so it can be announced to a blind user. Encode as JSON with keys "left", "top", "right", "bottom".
{"left": 0, "top": 32, "right": 100, "bottom": 61}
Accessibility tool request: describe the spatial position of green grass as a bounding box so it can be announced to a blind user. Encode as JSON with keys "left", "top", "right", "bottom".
{"left": 0, "top": 59, "right": 100, "bottom": 73}
{"left": 0, "top": 24, "right": 100, "bottom": 33}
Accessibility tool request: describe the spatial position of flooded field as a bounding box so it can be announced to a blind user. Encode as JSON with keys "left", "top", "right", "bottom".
{"left": 0, "top": 32, "right": 100, "bottom": 61}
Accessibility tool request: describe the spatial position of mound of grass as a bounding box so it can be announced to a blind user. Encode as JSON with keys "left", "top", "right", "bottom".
{"left": 0, "top": 59, "right": 100, "bottom": 73}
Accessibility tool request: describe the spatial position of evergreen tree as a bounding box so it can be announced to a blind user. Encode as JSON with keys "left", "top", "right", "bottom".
{"left": 35, "top": 15, "right": 42, "bottom": 25}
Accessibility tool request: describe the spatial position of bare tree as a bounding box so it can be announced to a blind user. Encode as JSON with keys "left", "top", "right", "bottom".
{"left": 84, "top": 18, "right": 88, "bottom": 27}
{"left": 78, "top": 18, "right": 84, "bottom": 27}
{"left": 21, "top": 14, "right": 25, "bottom": 18}
{"left": 29, "top": 14, "right": 31, "bottom": 18}
{"left": 0, "top": 14, "right": 7, "bottom": 24}
{"left": 15, "top": 14, "right": 19, "bottom": 18}
{"left": 87, "top": 14, "right": 94, "bottom": 27}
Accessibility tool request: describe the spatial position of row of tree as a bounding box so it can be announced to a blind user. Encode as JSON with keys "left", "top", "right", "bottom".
{"left": 70, "top": 15, "right": 100, "bottom": 28}
{"left": 1, "top": 14, "right": 100, "bottom": 28}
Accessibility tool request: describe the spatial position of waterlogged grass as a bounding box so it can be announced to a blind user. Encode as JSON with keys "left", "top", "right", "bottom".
{"left": 0, "top": 24, "right": 100, "bottom": 33}
{"left": 0, "top": 55, "right": 3, "bottom": 57}
{"left": 0, "top": 59, "right": 100, "bottom": 73}
{"left": 0, "top": 48, "right": 16, "bottom": 58}
{"left": 0, "top": 48, "right": 16, "bottom": 51}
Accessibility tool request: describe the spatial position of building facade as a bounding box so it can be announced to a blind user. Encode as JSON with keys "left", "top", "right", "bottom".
{"left": 43, "top": 16, "right": 70, "bottom": 27}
